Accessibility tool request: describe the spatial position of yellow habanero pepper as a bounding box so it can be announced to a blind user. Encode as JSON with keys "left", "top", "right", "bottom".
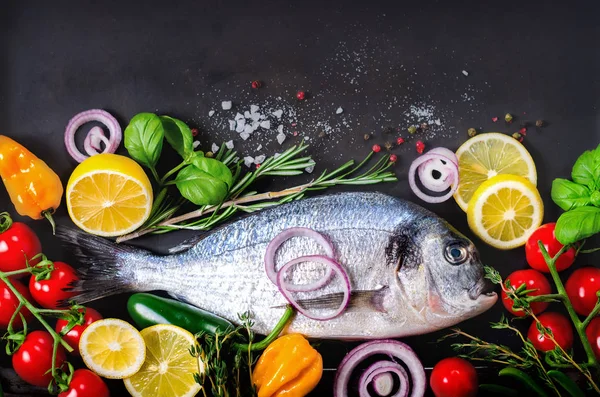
{"left": 253, "top": 333, "right": 323, "bottom": 397}
{"left": 0, "top": 135, "right": 63, "bottom": 231}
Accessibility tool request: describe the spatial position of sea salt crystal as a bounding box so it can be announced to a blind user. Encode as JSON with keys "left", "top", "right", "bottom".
{"left": 276, "top": 132, "right": 286, "bottom": 145}
{"left": 277, "top": 125, "right": 284, "bottom": 133}
{"left": 462, "top": 70, "right": 469, "bottom": 76}
{"left": 260, "top": 120, "right": 271, "bottom": 129}
{"left": 272, "top": 109, "right": 283, "bottom": 119}
{"left": 244, "top": 125, "right": 253, "bottom": 134}
{"left": 193, "top": 141, "right": 200, "bottom": 149}
{"left": 208, "top": 110, "right": 215, "bottom": 117}
{"left": 273, "top": 152, "right": 281, "bottom": 159}
{"left": 225, "top": 140, "right": 234, "bottom": 150}
{"left": 243, "top": 156, "right": 254, "bottom": 167}
{"left": 256, "top": 144, "right": 263, "bottom": 151}
{"left": 228, "top": 120, "right": 236, "bottom": 131}
{"left": 336, "top": 107, "right": 344, "bottom": 114}
{"left": 235, "top": 112, "right": 244, "bottom": 121}
{"left": 434, "top": 119, "right": 441, "bottom": 126}
{"left": 254, "top": 155, "right": 266, "bottom": 164}
{"left": 244, "top": 111, "right": 251, "bottom": 118}
{"left": 251, "top": 121, "right": 260, "bottom": 131}
{"left": 259, "top": 114, "right": 267, "bottom": 120}
{"left": 251, "top": 113, "right": 261, "bottom": 122}
{"left": 221, "top": 101, "right": 232, "bottom": 110}
{"left": 250, "top": 105, "right": 259, "bottom": 114}
{"left": 305, "top": 164, "right": 315, "bottom": 173}
{"left": 235, "top": 121, "right": 245, "bottom": 133}
{"left": 212, "top": 143, "right": 219, "bottom": 153}
{"left": 240, "top": 132, "right": 250, "bottom": 141}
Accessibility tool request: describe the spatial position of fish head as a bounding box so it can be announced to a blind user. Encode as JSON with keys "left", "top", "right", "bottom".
{"left": 393, "top": 218, "right": 498, "bottom": 329}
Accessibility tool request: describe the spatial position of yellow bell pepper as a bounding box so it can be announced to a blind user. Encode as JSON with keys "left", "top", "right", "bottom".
{"left": 253, "top": 333, "right": 323, "bottom": 397}
{"left": 0, "top": 135, "right": 63, "bottom": 230}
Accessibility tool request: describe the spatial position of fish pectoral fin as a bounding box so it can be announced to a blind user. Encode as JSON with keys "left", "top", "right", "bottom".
{"left": 273, "top": 287, "right": 388, "bottom": 313}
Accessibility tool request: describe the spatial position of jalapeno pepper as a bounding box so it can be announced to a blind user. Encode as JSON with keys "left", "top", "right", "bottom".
{"left": 127, "top": 293, "right": 234, "bottom": 335}
{"left": 0, "top": 136, "right": 63, "bottom": 232}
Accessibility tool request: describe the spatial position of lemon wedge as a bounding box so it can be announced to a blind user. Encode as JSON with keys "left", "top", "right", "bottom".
{"left": 454, "top": 132, "right": 537, "bottom": 212}
{"left": 467, "top": 174, "right": 544, "bottom": 250}
{"left": 79, "top": 318, "right": 146, "bottom": 379}
{"left": 124, "top": 324, "right": 202, "bottom": 397}
{"left": 66, "top": 153, "right": 153, "bottom": 237}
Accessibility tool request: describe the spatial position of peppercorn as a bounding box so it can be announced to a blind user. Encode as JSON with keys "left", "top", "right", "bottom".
{"left": 536, "top": 119, "right": 544, "bottom": 127}
{"left": 318, "top": 131, "right": 326, "bottom": 138}
{"left": 372, "top": 144, "right": 381, "bottom": 153}
{"left": 407, "top": 126, "right": 417, "bottom": 134}
{"left": 492, "top": 117, "right": 499, "bottom": 122}
{"left": 416, "top": 140, "right": 425, "bottom": 154}
{"left": 467, "top": 128, "right": 477, "bottom": 137}
{"left": 384, "top": 141, "right": 393, "bottom": 151}
{"left": 296, "top": 91, "right": 306, "bottom": 100}
{"left": 505, "top": 113, "right": 513, "bottom": 123}
{"left": 512, "top": 132, "right": 522, "bottom": 140}
{"left": 364, "top": 133, "right": 371, "bottom": 141}
{"left": 420, "top": 122, "right": 429, "bottom": 131}
{"left": 251, "top": 80, "right": 262, "bottom": 89}
{"left": 389, "top": 154, "right": 398, "bottom": 162}
{"left": 205, "top": 151, "right": 214, "bottom": 158}
{"left": 519, "top": 127, "right": 527, "bottom": 135}
{"left": 396, "top": 137, "right": 405, "bottom": 145}
{"left": 383, "top": 126, "right": 394, "bottom": 135}
{"left": 191, "top": 128, "right": 199, "bottom": 137}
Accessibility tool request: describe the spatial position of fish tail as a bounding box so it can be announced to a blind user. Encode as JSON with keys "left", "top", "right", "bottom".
{"left": 56, "top": 226, "right": 153, "bottom": 304}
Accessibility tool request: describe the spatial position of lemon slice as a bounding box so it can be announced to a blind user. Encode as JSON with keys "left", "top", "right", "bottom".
{"left": 79, "top": 318, "right": 146, "bottom": 379}
{"left": 66, "top": 153, "right": 153, "bottom": 237}
{"left": 454, "top": 132, "right": 537, "bottom": 212}
{"left": 467, "top": 174, "right": 544, "bottom": 250}
{"left": 124, "top": 324, "right": 202, "bottom": 397}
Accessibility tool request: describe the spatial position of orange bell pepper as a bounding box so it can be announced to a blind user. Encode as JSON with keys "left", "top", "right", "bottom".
{"left": 0, "top": 136, "right": 63, "bottom": 231}
{"left": 253, "top": 333, "right": 323, "bottom": 397}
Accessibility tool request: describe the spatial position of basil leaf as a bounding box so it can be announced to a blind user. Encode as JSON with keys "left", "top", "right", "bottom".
{"left": 124, "top": 113, "right": 164, "bottom": 168}
{"left": 555, "top": 206, "right": 600, "bottom": 245}
{"left": 551, "top": 178, "right": 591, "bottom": 211}
{"left": 191, "top": 154, "right": 233, "bottom": 189}
{"left": 161, "top": 116, "right": 194, "bottom": 161}
{"left": 571, "top": 147, "right": 600, "bottom": 190}
{"left": 175, "top": 165, "right": 229, "bottom": 205}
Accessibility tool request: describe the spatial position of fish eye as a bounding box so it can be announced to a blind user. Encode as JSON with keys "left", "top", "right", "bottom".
{"left": 445, "top": 242, "right": 468, "bottom": 265}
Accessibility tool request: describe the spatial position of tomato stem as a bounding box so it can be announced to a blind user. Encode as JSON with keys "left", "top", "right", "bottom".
{"left": 0, "top": 212, "right": 13, "bottom": 234}
{"left": 526, "top": 293, "right": 564, "bottom": 303}
{"left": 582, "top": 300, "right": 600, "bottom": 329}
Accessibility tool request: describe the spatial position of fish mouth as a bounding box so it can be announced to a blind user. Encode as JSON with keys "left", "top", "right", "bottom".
{"left": 467, "top": 278, "right": 497, "bottom": 301}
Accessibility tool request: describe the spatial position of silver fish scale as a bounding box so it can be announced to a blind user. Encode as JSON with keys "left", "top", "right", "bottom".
{"left": 134, "top": 193, "right": 445, "bottom": 338}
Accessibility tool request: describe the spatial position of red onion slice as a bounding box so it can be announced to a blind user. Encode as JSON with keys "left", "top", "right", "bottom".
{"left": 265, "top": 227, "right": 335, "bottom": 292}
{"left": 65, "top": 109, "right": 122, "bottom": 162}
{"left": 408, "top": 147, "right": 459, "bottom": 204}
{"left": 334, "top": 340, "right": 426, "bottom": 397}
{"left": 276, "top": 255, "right": 350, "bottom": 321}
{"left": 360, "top": 362, "right": 408, "bottom": 397}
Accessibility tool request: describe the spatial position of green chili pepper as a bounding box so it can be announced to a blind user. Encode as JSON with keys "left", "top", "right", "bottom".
{"left": 479, "top": 384, "right": 519, "bottom": 396}
{"left": 127, "top": 293, "right": 234, "bottom": 335}
{"left": 499, "top": 367, "right": 550, "bottom": 397}
{"left": 548, "top": 370, "right": 585, "bottom": 397}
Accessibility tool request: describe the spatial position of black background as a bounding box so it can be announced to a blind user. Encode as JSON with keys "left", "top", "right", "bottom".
{"left": 2, "top": 0, "right": 600, "bottom": 395}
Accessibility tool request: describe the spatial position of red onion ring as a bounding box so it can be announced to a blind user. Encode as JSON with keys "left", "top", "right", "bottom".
{"left": 64, "top": 109, "right": 122, "bottom": 162}
{"left": 334, "top": 340, "right": 426, "bottom": 397}
{"left": 265, "top": 227, "right": 335, "bottom": 292}
{"left": 360, "top": 362, "right": 408, "bottom": 397}
{"left": 276, "top": 255, "right": 350, "bottom": 321}
{"left": 408, "top": 147, "right": 459, "bottom": 204}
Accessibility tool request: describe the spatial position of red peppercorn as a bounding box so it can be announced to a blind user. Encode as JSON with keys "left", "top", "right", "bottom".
{"left": 251, "top": 80, "right": 262, "bottom": 89}
{"left": 520, "top": 127, "right": 527, "bottom": 136}
{"left": 492, "top": 117, "right": 498, "bottom": 122}
{"left": 396, "top": 137, "right": 405, "bottom": 145}
{"left": 296, "top": 91, "right": 306, "bottom": 100}
{"left": 191, "top": 128, "right": 199, "bottom": 137}
{"left": 256, "top": 163, "right": 261, "bottom": 169}
{"left": 416, "top": 140, "right": 425, "bottom": 154}
{"left": 372, "top": 144, "right": 381, "bottom": 153}
{"left": 389, "top": 154, "right": 398, "bottom": 162}
{"left": 293, "top": 131, "right": 298, "bottom": 136}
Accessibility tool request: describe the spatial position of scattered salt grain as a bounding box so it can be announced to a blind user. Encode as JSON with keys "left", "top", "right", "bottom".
{"left": 243, "top": 156, "right": 254, "bottom": 167}
{"left": 235, "top": 112, "right": 244, "bottom": 121}
{"left": 212, "top": 143, "right": 219, "bottom": 153}
{"left": 193, "top": 141, "right": 201, "bottom": 149}
{"left": 251, "top": 105, "right": 260, "bottom": 114}
{"left": 274, "top": 152, "right": 281, "bottom": 159}
{"left": 254, "top": 155, "right": 266, "bottom": 164}
{"left": 251, "top": 113, "right": 261, "bottom": 122}
{"left": 208, "top": 110, "right": 215, "bottom": 117}
{"left": 228, "top": 120, "right": 236, "bottom": 131}
{"left": 462, "top": 70, "right": 469, "bottom": 76}
{"left": 244, "top": 111, "right": 251, "bottom": 118}
{"left": 336, "top": 107, "right": 344, "bottom": 114}
{"left": 272, "top": 109, "right": 283, "bottom": 119}
{"left": 221, "top": 101, "right": 232, "bottom": 110}
{"left": 244, "top": 125, "right": 253, "bottom": 134}
{"left": 256, "top": 144, "right": 263, "bottom": 151}
{"left": 259, "top": 114, "right": 267, "bottom": 120}
{"left": 434, "top": 119, "right": 441, "bottom": 126}
{"left": 251, "top": 121, "right": 260, "bottom": 131}
{"left": 277, "top": 125, "right": 284, "bottom": 134}
{"left": 305, "top": 164, "right": 315, "bottom": 173}
{"left": 260, "top": 120, "right": 271, "bottom": 129}
{"left": 225, "top": 140, "right": 234, "bottom": 150}
{"left": 235, "top": 122, "right": 245, "bottom": 133}
{"left": 276, "top": 132, "right": 286, "bottom": 145}
{"left": 240, "top": 132, "right": 250, "bottom": 141}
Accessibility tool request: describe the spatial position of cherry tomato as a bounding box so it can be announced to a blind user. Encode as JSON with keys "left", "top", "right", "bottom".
{"left": 585, "top": 317, "right": 600, "bottom": 359}
{"left": 13, "top": 330, "right": 66, "bottom": 387}
{"left": 527, "top": 312, "right": 573, "bottom": 352}
{"left": 501, "top": 269, "right": 552, "bottom": 316}
{"left": 29, "top": 261, "right": 79, "bottom": 309}
{"left": 0, "top": 279, "right": 33, "bottom": 329}
{"left": 0, "top": 217, "right": 41, "bottom": 274}
{"left": 55, "top": 307, "right": 103, "bottom": 355}
{"left": 565, "top": 267, "right": 600, "bottom": 316}
{"left": 525, "top": 223, "right": 576, "bottom": 273}
{"left": 430, "top": 357, "right": 478, "bottom": 397}
{"left": 57, "top": 369, "right": 110, "bottom": 397}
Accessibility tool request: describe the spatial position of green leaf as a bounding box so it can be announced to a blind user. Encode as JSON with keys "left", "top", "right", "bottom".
{"left": 175, "top": 165, "right": 229, "bottom": 206}
{"left": 191, "top": 154, "right": 234, "bottom": 189}
{"left": 550, "top": 178, "right": 591, "bottom": 211}
{"left": 555, "top": 206, "right": 600, "bottom": 245}
{"left": 571, "top": 147, "right": 600, "bottom": 189}
{"left": 161, "top": 116, "right": 194, "bottom": 160}
{"left": 124, "top": 113, "right": 164, "bottom": 168}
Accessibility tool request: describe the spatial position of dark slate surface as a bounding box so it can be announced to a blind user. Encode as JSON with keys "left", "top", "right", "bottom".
{"left": 2, "top": 0, "right": 599, "bottom": 395}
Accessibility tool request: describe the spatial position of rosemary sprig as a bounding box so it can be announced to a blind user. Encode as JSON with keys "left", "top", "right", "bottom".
{"left": 117, "top": 142, "right": 396, "bottom": 242}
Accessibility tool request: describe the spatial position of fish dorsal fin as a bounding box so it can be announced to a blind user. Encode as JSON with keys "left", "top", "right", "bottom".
{"left": 283, "top": 287, "right": 388, "bottom": 313}
{"left": 167, "top": 233, "right": 208, "bottom": 254}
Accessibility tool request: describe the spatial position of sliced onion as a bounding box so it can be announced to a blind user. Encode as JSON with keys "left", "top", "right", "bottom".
{"left": 276, "top": 255, "right": 350, "bottom": 321}
{"left": 65, "top": 109, "right": 122, "bottom": 162}
{"left": 360, "top": 361, "right": 408, "bottom": 397}
{"left": 334, "top": 340, "right": 426, "bottom": 397}
{"left": 373, "top": 372, "right": 396, "bottom": 396}
{"left": 265, "top": 227, "right": 335, "bottom": 292}
{"left": 408, "top": 147, "right": 459, "bottom": 204}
